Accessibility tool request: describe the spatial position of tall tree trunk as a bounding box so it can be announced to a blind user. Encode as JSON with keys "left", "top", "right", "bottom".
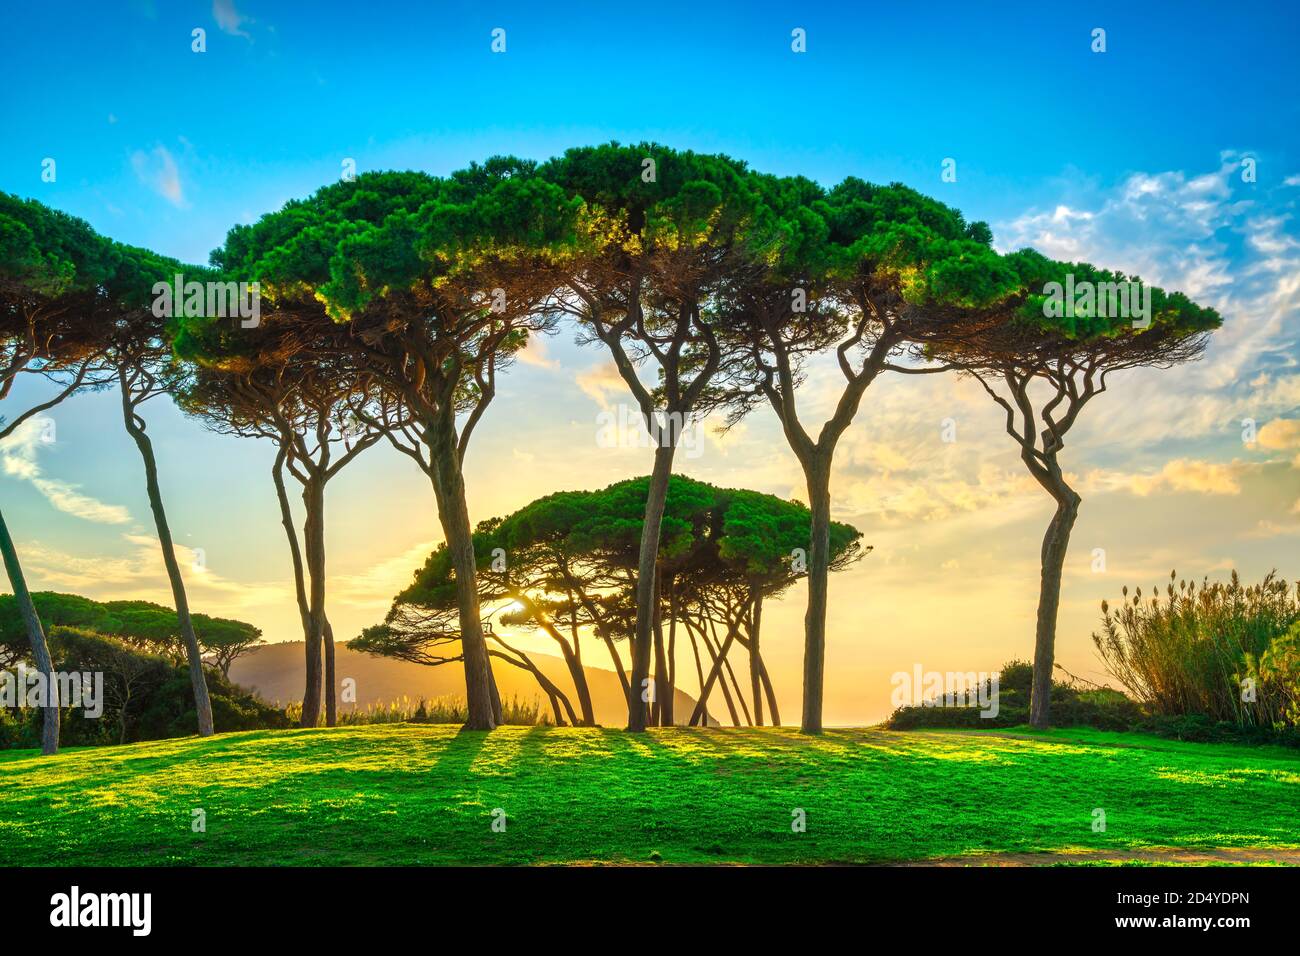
{"left": 272, "top": 450, "right": 319, "bottom": 726}
{"left": 627, "top": 442, "right": 676, "bottom": 731}
{"left": 1029, "top": 488, "right": 1081, "bottom": 729}
{"left": 801, "top": 453, "right": 832, "bottom": 734}
{"left": 427, "top": 422, "right": 496, "bottom": 730}
{"left": 0, "top": 508, "right": 58, "bottom": 754}
{"left": 120, "top": 391, "right": 214, "bottom": 737}
{"left": 271, "top": 450, "right": 311, "bottom": 638}
{"left": 300, "top": 478, "right": 326, "bottom": 728}
{"left": 323, "top": 615, "right": 337, "bottom": 728}
{"left": 749, "top": 589, "right": 764, "bottom": 727}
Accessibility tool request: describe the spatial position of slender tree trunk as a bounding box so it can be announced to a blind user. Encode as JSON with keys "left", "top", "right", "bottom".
{"left": 685, "top": 617, "right": 708, "bottom": 725}
{"left": 488, "top": 666, "right": 503, "bottom": 725}
{"left": 652, "top": 579, "right": 668, "bottom": 726}
{"left": 663, "top": 578, "right": 677, "bottom": 726}
{"left": 488, "top": 648, "right": 575, "bottom": 725}
{"left": 323, "top": 615, "right": 337, "bottom": 728}
{"left": 300, "top": 478, "right": 326, "bottom": 728}
{"left": 272, "top": 450, "right": 319, "bottom": 725}
{"left": 427, "top": 423, "right": 496, "bottom": 730}
{"left": 602, "top": 633, "right": 630, "bottom": 699}
{"left": 689, "top": 623, "right": 738, "bottom": 726}
{"left": 749, "top": 589, "right": 764, "bottom": 727}
{"left": 627, "top": 442, "right": 676, "bottom": 731}
{"left": 721, "top": 632, "right": 753, "bottom": 726}
{"left": 554, "top": 634, "right": 594, "bottom": 725}
{"left": 120, "top": 390, "right": 213, "bottom": 737}
{"left": 759, "top": 658, "right": 780, "bottom": 726}
{"left": 520, "top": 593, "right": 595, "bottom": 724}
{"left": 801, "top": 453, "right": 833, "bottom": 734}
{"left": 271, "top": 450, "right": 312, "bottom": 636}
{"left": 0, "top": 508, "right": 58, "bottom": 754}
{"left": 1029, "top": 488, "right": 1081, "bottom": 729}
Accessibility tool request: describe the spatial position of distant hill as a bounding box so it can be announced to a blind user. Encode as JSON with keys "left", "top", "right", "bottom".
{"left": 229, "top": 641, "right": 715, "bottom": 726}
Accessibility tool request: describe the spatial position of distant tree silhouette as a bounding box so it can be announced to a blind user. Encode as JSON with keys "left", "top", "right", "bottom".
{"left": 352, "top": 475, "right": 864, "bottom": 726}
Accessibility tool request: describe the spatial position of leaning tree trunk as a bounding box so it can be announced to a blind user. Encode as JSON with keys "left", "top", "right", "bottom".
{"left": 299, "top": 478, "right": 327, "bottom": 728}
{"left": 0, "top": 508, "right": 59, "bottom": 754}
{"left": 427, "top": 421, "right": 497, "bottom": 730}
{"left": 271, "top": 451, "right": 317, "bottom": 725}
{"left": 627, "top": 442, "right": 676, "bottom": 732}
{"left": 120, "top": 394, "right": 214, "bottom": 737}
{"left": 800, "top": 453, "right": 833, "bottom": 734}
{"left": 1029, "top": 486, "right": 1081, "bottom": 729}
{"left": 689, "top": 623, "right": 738, "bottom": 726}
{"left": 749, "top": 589, "right": 764, "bottom": 727}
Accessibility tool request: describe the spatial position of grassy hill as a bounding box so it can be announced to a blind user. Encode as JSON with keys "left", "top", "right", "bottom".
{"left": 1, "top": 725, "right": 1297, "bottom": 866}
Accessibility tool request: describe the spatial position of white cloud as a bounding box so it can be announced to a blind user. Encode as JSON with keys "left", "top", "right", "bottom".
{"left": 516, "top": 333, "right": 560, "bottom": 371}
{"left": 1083, "top": 458, "right": 1248, "bottom": 498}
{"left": 0, "top": 419, "right": 131, "bottom": 524}
{"left": 996, "top": 154, "right": 1300, "bottom": 454}
{"left": 130, "top": 144, "right": 185, "bottom": 207}
{"left": 212, "top": 0, "right": 250, "bottom": 38}
{"left": 574, "top": 362, "right": 628, "bottom": 410}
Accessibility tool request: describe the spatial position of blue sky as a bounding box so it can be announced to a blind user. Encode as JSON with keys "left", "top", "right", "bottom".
{"left": 4, "top": 1, "right": 1298, "bottom": 263}
{"left": 3, "top": 1, "right": 1299, "bottom": 722}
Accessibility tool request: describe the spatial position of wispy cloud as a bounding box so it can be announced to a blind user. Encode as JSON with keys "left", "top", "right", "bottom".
{"left": 1084, "top": 458, "right": 1249, "bottom": 498}
{"left": 212, "top": 0, "right": 250, "bottom": 39}
{"left": 575, "top": 362, "right": 628, "bottom": 410}
{"left": 130, "top": 144, "right": 185, "bottom": 207}
{"left": 19, "top": 533, "right": 288, "bottom": 609}
{"left": 0, "top": 418, "right": 131, "bottom": 524}
{"left": 996, "top": 154, "right": 1300, "bottom": 455}
{"left": 516, "top": 333, "right": 560, "bottom": 371}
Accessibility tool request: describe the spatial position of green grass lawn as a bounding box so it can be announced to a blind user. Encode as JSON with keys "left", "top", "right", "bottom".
{"left": 1, "top": 724, "right": 1297, "bottom": 865}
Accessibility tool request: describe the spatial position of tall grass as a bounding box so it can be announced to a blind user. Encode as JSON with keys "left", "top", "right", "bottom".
{"left": 1093, "top": 569, "right": 1300, "bottom": 729}
{"left": 284, "top": 694, "right": 551, "bottom": 727}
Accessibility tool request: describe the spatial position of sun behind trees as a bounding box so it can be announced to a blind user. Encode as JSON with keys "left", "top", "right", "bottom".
{"left": 349, "top": 475, "right": 865, "bottom": 726}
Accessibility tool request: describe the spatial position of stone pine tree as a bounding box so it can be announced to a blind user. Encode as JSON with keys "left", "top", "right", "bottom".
{"left": 101, "top": 245, "right": 219, "bottom": 737}
{"left": 212, "top": 164, "right": 576, "bottom": 729}
{"left": 921, "top": 250, "right": 1220, "bottom": 727}
{"left": 539, "top": 143, "right": 768, "bottom": 730}
{"left": 0, "top": 192, "right": 121, "bottom": 754}
{"left": 718, "top": 174, "right": 1017, "bottom": 732}
{"left": 178, "top": 311, "right": 384, "bottom": 727}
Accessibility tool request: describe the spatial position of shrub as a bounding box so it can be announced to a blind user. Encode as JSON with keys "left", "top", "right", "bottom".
{"left": 1, "top": 627, "right": 289, "bottom": 749}
{"left": 1093, "top": 570, "right": 1300, "bottom": 730}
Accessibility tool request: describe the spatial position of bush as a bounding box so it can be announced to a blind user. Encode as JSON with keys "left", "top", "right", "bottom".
{"left": 1, "top": 627, "right": 289, "bottom": 749}
{"left": 885, "top": 662, "right": 1192, "bottom": 738}
{"left": 1093, "top": 570, "right": 1300, "bottom": 730}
